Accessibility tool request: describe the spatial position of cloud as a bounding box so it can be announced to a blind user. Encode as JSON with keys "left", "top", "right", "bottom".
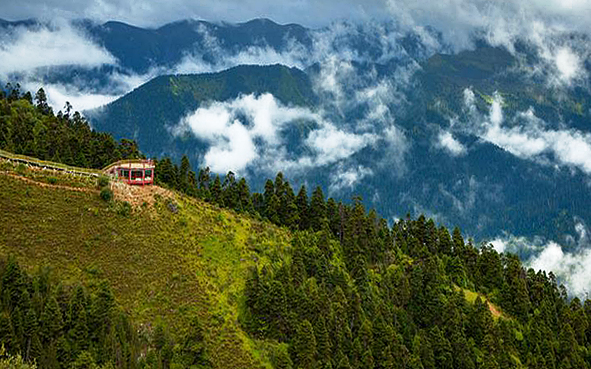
{"left": 31, "top": 83, "right": 120, "bottom": 112}
{"left": 462, "top": 88, "right": 591, "bottom": 175}
{"left": 306, "top": 125, "right": 377, "bottom": 166}
{"left": 329, "top": 164, "right": 373, "bottom": 193}
{"left": 0, "top": 20, "right": 116, "bottom": 79}
{"left": 4, "top": 0, "right": 591, "bottom": 94}
{"left": 0, "top": 0, "right": 392, "bottom": 28}
{"left": 528, "top": 242, "right": 591, "bottom": 297}
{"left": 172, "top": 22, "right": 309, "bottom": 75}
{"left": 0, "top": 20, "right": 162, "bottom": 112}
{"left": 175, "top": 93, "right": 316, "bottom": 173}
{"left": 436, "top": 130, "right": 466, "bottom": 156}
{"left": 175, "top": 93, "right": 380, "bottom": 174}
{"left": 491, "top": 220, "right": 591, "bottom": 297}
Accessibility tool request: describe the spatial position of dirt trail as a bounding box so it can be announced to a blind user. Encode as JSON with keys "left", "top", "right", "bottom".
{"left": 0, "top": 172, "right": 98, "bottom": 193}
{"left": 1, "top": 168, "right": 174, "bottom": 207}
{"left": 487, "top": 301, "right": 502, "bottom": 318}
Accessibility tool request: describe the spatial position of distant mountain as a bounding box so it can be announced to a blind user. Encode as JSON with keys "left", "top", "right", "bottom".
{"left": 84, "top": 18, "right": 312, "bottom": 73}
{"left": 88, "top": 64, "right": 316, "bottom": 158}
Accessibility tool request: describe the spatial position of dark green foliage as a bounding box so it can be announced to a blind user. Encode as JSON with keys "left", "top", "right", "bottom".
{"left": 0, "top": 258, "right": 137, "bottom": 368}
{"left": 0, "top": 257, "right": 210, "bottom": 369}
{"left": 242, "top": 207, "right": 591, "bottom": 369}
{"left": 0, "top": 87, "right": 141, "bottom": 169}
{"left": 100, "top": 187, "right": 113, "bottom": 202}
{"left": 97, "top": 176, "right": 110, "bottom": 188}
{"left": 88, "top": 64, "right": 317, "bottom": 162}
{"left": 4, "top": 82, "right": 591, "bottom": 369}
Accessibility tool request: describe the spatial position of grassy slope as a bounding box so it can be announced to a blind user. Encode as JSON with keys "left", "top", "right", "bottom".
{"left": 454, "top": 285, "right": 505, "bottom": 320}
{"left": 0, "top": 160, "right": 290, "bottom": 368}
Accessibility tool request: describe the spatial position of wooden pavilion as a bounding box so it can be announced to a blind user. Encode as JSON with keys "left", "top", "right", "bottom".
{"left": 103, "top": 159, "right": 155, "bottom": 185}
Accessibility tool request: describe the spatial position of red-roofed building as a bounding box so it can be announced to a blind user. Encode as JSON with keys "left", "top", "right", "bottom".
{"left": 103, "top": 159, "right": 155, "bottom": 185}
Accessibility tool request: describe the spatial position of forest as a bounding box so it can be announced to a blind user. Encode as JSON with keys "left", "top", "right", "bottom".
{"left": 1, "top": 87, "right": 591, "bottom": 368}
{"left": 0, "top": 84, "right": 142, "bottom": 169}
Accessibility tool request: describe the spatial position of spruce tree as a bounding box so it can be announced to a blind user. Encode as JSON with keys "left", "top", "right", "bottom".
{"left": 292, "top": 320, "right": 317, "bottom": 369}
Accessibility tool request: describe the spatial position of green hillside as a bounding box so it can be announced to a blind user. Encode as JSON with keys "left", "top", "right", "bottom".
{"left": 3, "top": 156, "right": 591, "bottom": 369}
{"left": 0, "top": 159, "right": 290, "bottom": 368}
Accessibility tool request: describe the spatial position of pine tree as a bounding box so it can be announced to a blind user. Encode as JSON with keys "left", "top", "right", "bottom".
{"left": 296, "top": 185, "right": 309, "bottom": 230}
{"left": 275, "top": 345, "right": 294, "bottom": 369}
{"left": 237, "top": 178, "right": 253, "bottom": 213}
{"left": 0, "top": 311, "right": 17, "bottom": 353}
{"left": 292, "top": 320, "right": 317, "bottom": 369}
{"left": 211, "top": 175, "right": 223, "bottom": 205}
{"left": 179, "top": 155, "right": 191, "bottom": 192}
{"left": 309, "top": 187, "right": 327, "bottom": 231}
{"left": 315, "top": 315, "right": 331, "bottom": 364}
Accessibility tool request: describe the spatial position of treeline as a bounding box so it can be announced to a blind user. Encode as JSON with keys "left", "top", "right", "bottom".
{"left": 0, "top": 257, "right": 135, "bottom": 368}
{"left": 0, "top": 84, "right": 142, "bottom": 169}
{"left": 155, "top": 156, "right": 336, "bottom": 233}
{"left": 0, "top": 257, "right": 210, "bottom": 369}
{"left": 3, "top": 85, "right": 591, "bottom": 368}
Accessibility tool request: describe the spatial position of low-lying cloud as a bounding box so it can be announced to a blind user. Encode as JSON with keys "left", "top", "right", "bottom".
{"left": 329, "top": 164, "right": 373, "bottom": 193}
{"left": 0, "top": 20, "right": 116, "bottom": 78}
{"left": 436, "top": 130, "right": 466, "bottom": 156}
{"left": 490, "top": 219, "right": 591, "bottom": 297}
{"left": 0, "top": 20, "right": 164, "bottom": 112}
{"left": 174, "top": 93, "right": 381, "bottom": 175}
{"left": 462, "top": 88, "right": 591, "bottom": 175}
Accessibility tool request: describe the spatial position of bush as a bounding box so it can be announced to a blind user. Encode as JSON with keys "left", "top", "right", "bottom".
{"left": 16, "top": 163, "right": 26, "bottom": 174}
{"left": 100, "top": 187, "right": 113, "bottom": 202}
{"left": 98, "top": 176, "right": 110, "bottom": 188}
{"left": 47, "top": 177, "right": 58, "bottom": 185}
{"left": 117, "top": 201, "right": 132, "bottom": 217}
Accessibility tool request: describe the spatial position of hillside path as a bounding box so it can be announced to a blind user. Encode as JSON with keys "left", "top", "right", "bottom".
{"left": 0, "top": 172, "right": 98, "bottom": 193}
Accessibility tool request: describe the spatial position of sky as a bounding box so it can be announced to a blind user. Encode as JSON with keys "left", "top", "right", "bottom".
{"left": 1, "top": 0, "right": 590, "bottom": 36}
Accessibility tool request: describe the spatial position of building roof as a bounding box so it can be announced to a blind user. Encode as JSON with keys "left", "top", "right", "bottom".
{"left": 103, "top": 159, "right": 155, "bottom": 172}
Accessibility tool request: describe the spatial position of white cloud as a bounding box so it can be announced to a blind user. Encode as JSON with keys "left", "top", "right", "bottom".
{"left": 489, "top": 220, "right": 591, "bottom": 297}
{"left": 173, "top": 23, "right": 309, "bottom": 75}
{"left": 0, "top": 20, "right": 167, "bottom": 112}
{"left": 0, "top": 21, "right": 116, "bottom": 79}
{"left": 463, "top": 88, "right": 591, "bottom": 175}
{"left": 489, "top": 238, "right": 507, "bottom": 254}
{"left": 175, "top": 92, "right": 385, "bottom": 175}
{"left": 554, "top": 47, "right": 581, "bottom": 84}
{"left": 40, "top": 83, "right": 119, "bottom": 112}
{"left": 306, "top": 125, "right": 377, "bottom": 166}
{"left": 436, "top": 130, "right": 466, "bottom": 156}
{"left": 529, "top": 243, "right": 591, "bottom": 297}
{"left": 176, "top": 93, "right": 318, "bottom": 173}
{"left": 329, "top": 165, "right": 373, "bottom": 193}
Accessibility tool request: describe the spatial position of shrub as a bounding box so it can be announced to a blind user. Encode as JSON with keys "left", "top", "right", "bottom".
{"left": 117, "top": 201, "right": 132, "bottom": 217}
{"left": 98, "top": 176, "right": 110, "bottom": 188}
{"left": 47, "top": 177, "right": 58, "bottom": 185}
{"left": 100, "top": 187, "right": 113, "bottom": 202}
{"left": 16, "top": 163, "right": 26, "bottom": 174}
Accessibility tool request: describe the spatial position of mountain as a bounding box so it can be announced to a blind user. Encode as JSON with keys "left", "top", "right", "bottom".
{"left": 86, "top": 43, "right": 591, "bottom": 245}
{"left": 2, "top": 149, "right": 591, "bottom": 368}
{"left": 85, "top": 18, "right": 313, "bottom": 73}
{"left": 87, "top": 64, "right": 316, "bottom": 158}
{"left": 3, "top": 16, "right": 591, "bottom": 247}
